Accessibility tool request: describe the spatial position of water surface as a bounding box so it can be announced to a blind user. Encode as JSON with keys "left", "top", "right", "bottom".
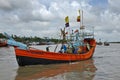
{"left": 0, "top": 43, "right": 120, "bottom": 80}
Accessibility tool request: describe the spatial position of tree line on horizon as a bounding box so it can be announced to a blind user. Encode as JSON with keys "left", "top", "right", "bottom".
{"left": 0, "top": 33, "right": 61, "bottom": 44}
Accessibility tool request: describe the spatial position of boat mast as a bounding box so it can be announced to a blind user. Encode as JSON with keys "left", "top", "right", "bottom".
{"left": 79, "top": 10, "right": 84, "bottom": 45}
{"left": 93, "top": 26, "right": 94, "bottom": 38}
{"left": 82, "top": 10, "right": 84, "bottom": 28}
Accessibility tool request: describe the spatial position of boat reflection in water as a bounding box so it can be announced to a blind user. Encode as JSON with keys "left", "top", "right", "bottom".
{"left": 15, "top": 59, "right": 97, "bottom": 80}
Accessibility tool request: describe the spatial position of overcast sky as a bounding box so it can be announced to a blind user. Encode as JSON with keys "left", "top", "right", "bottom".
{"left": 0, "top": 0, "right": 120, "bottom": 42}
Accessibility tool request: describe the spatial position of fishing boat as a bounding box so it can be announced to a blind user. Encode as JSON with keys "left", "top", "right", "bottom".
{"left": 104, "top": 41, "right": 110, "bottom": 46}
{"left": 0, "top": 39, "right": 7, "bottom": 47}
{"left": 4, "top": 10, "right": 96, "bottom": 66}
{"left": 13, "top": 38, "right": 95, "bottom": 66}
{"left": 96, "top": 39, "right": 102, "bottom": 45}
{"left": 96, "top": 42, "right": 102, "bottom": 45}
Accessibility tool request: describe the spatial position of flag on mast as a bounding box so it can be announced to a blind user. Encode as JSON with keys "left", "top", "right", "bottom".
{"left": 65, "top": 16, "right": 69, "bottom": 27}
{"left": 77, "top": 10, "right": 80, "bottom": 22}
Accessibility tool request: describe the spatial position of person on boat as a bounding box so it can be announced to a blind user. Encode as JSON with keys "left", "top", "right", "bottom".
{"left": 60, "top": 43, "right": 67, "bottom": 53}
{"left": 46, "top": 46, "right": 50, "bottom": 52}
{"left": 71, "top": 43, "right": 75, "bottom": 53}
{"left": 59, "top": 50, "right": 63, "bottom": 53}
{"left": 73, "top": 47, "right": 79, "bottom": 54}
{"left": 67, "top": 43, "right": 75, "bottom": 54}
{"left": 77, "top": 48, "right": 81, "bottom": 54}
{"left": 83, "top": 41, "right": 90, "bottom": 51}
{"left": 74, "top": 29, "right": 79, "bottom": 41}
{"left": 66, "top": 45, "right": 72, "bottom": 53}
{"left": 86, "top": 42, "right": 90, "bottom": 50}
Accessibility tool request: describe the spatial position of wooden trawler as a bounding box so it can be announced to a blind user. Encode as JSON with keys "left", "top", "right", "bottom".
{"left": 0, "top": 39, "right": 7, "bottom": 47}
{"left": 96, "top": 39, "right": 102, "bottom": 45}
{"left": 14, "top": 38, "right": 96, "bottom": 66}
{"left": 4, "top": 10, "right": 96, "bottom": 66}
{"left": 104, "top": 41, "right": 110, "bottom": 46}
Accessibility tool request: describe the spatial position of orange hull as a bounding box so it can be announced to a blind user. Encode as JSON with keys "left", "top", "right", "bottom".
{"left": 14, "top": 38, "right": 96, "bottom": 66}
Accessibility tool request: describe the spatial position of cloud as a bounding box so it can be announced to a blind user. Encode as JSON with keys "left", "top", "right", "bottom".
{"left": 0, "top": 0, "right": 120, "bottom": 42}
{"left": 108, "top": 0, "right": 120, "bottom": 13}
{"left": 0, "top": 0, "right": 12, "bottom": 10}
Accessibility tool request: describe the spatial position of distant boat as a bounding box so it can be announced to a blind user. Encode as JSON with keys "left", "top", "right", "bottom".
{"left": 0, "top": 39, "right": 7, "bottom": 47}
{"left": 96, "top": 42, "right": 102, "bottom": 45}
{"left": 104, "top": 41, "right": 110, "bottom": 46}
{"left": 96, "top": 39, "right": 102, "bottom": 45}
